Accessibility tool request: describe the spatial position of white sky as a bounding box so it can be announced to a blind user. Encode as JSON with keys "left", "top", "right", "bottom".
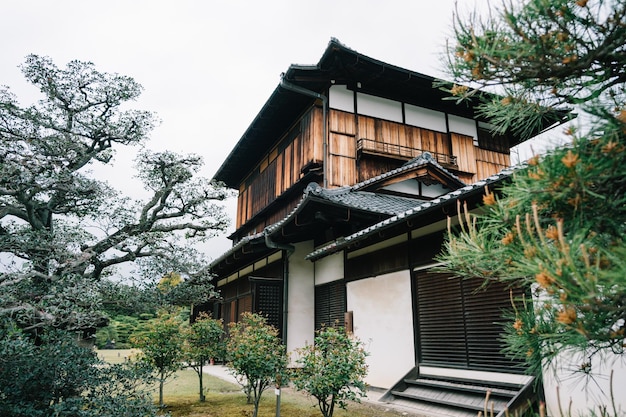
{"left": 1, "top": 1, "right": 563, "bottom": 262}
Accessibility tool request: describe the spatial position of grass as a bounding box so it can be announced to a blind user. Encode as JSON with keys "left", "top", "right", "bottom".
{"left": 96, "top": 348, "right": 140, "bottom": 364}
{"left": 96, "top": 349, "right": 412, "bottom": 417}
{"left": 153, "top": 373, "right": 407, "bottom": 417}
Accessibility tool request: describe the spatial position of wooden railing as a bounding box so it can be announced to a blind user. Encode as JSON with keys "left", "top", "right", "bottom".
{"left": 357, "top": 138, "right": 458, "bottom": 166}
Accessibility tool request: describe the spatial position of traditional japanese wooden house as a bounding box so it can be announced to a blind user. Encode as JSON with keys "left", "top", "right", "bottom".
{"left": 206, "top": 39, "right": 567, "bottom": 416}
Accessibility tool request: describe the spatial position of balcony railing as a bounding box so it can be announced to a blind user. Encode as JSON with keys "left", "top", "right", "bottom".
{"left": 356, "top": 138, "right": 458, "bottom": 167}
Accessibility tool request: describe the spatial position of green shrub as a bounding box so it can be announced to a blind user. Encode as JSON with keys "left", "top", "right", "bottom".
{"left": 291, "top": 327, "right": 368, "bottom": 417}
{"left": 0, "top": 325, "right": 159, "bottom": 417}
{"left": 226, "top": 312, "right": 288, "bottom": 417}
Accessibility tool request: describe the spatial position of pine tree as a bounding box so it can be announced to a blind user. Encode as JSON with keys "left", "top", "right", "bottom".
{"left": 438, "top": 0, "right": 626, "bottom": 379}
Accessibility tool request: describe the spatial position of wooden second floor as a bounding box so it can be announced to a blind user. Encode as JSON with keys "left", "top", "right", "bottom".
{"left": 213, "top": 39, "right": 565, "bottom": 244}
{"left": 233, "top": 98, "right": 511, "bottom": 240}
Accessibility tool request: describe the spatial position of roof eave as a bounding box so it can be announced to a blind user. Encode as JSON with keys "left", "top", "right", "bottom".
{"left": 305, "top": 166, "right": 522, "bottom": 261}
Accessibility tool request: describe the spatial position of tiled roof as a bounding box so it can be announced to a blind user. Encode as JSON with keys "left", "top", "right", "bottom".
{"left": 303, "top": 183, "right": 424, "bottom": 215}
{"left": 209, "top": 155, "right": 471, "bottom": 270}
{"left": 208, "top": 230, "right": 266, "bottom": 268}
{"left": 300, "top": 152, "right": 463, "bottom": 216}
{"left": 304, "top": 165, "right": 525, "bottom": 261}
{"left": 208, "top": 181, "right": 418, "bottom": 269}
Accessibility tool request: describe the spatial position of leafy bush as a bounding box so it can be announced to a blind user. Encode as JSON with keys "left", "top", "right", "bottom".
{"left": 226, "top": 312, "right": 288, "bottom": 417}
{"left": 0, "top": 325, "right": 159, "bottom": 417}
{"left": 291, "top": 326, "right": 369, "bottom": 417}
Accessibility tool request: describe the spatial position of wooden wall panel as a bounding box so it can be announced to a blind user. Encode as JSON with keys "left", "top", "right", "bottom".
{"left": 357, "top": 158, "right": 400, "bottom": 183}
{"left": 329, "top": 133, "right": 356, "bottom": 187}
{"left": 451, "top": 133, "right": 477, "bottom": 176}
{"left": 237, "top": 187, "right": 247, "bottom": 228}
{"left": 330, "top": 133, "right": 356, "bottom": 157}
{"left": 420, "top": 129, "right": 436, "bottom": 154}
{"left": 475, "top": 148, "right": 510, "bottom": 166}
{"left": 275, "top": 153, "right": 284, "bottom": 196}
{"left": 246, "top": 187, "right": 253, "bottom": 227}
{"left": 237, "top": 295, "right": 253, "bottom": 319}
{"left": 357, "top": 115, "right": 376, "bottom": 140}
{"left": 379, "top": 120, "right": 401, "bottom": 146}
{"left": 265, "top": 162, "right": 277, "bottom": 202}
{"left": 235, "top": 104, "right": 513, "bottom": 231}
{"left": 357, "top": 115, "right": 453, "bottom": 158}
{"left": 475, "top": 148, "right": 510, "bottom": 182}
{"left": 236, "top": 106, "right": 326, "bottom": 229}
{"left": 456, "top": 172, "right": 476, "bottom": 184}
{"left": 302, "top": 107, "right": 324, "bottom": 164}
{"left": 434, "top": 130, "right": 451, "bottom": 155}
{"left": 301, "top": 109, "right": 312, "bottom": 159}
{"left": 329, "top": 109, "right": 356, "bottom": 135}
{"left": 282, "top": 143, "right": 293, "bottom": 193}
{"left": 404, "top": 125, "right": 423, "bottom": 151}
{"left": 346, "top": 242, "right": 409, "bottom": 281}
{"left": 292, "top": 135, "right": 302, "bottom": 182}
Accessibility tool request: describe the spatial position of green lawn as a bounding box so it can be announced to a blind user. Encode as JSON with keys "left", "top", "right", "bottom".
{"left": 96, "top": 348, "right": 139, "bottom": 364}
{"left": 96, "top": 349, "right": 413, "bottom": 417}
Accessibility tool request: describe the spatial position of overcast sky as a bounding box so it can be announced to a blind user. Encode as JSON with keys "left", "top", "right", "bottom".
{"left": 1, "top": 1, "right": 561, "bottom": 261}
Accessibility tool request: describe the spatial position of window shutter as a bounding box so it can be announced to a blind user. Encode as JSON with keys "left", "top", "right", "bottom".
{"left": 315, "top": 281, "right": 346, "bottom": 330}
{"left": 416, "top": 272, "right": 527, "bottom": 373}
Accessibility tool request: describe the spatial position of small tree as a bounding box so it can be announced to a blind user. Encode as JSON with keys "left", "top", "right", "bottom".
{"left": 226, "top": 312, "right": 288, "bottom": 417}
{"left": 131, "top": 314, "right": 184, "bottom": 407}
{"left": 291, "top": 326, "right": 369, "bottom": 417}
{"left": 183, "top": 312, "right": 225, "bottom": 402}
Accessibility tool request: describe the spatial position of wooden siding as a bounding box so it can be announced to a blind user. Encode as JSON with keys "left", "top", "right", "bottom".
{"left": 357, "top": 114, "right": 451, "bottom": 157}
{"left": 451, "top": 133, "right": 477, "bottom": 176}
{"left": 329, "top": 110, "right": 357, "bottom": 187}
{"left": 236, "top": 107, "right": 324, "bottom": 228}
{"left": 329, "top": 108, "right": 357, "bottom": 135}
{"left": 452, "top": 133, "right": 511, "bottom": 183}
{"left": 219, "top": 277, "right": 253, "bottom": 326}
{"left": 235, "top": 107, "right": 512, "bottom": 231}
{"left": 346, "top": 232, "right": 445, "bottom": 281}
{"left": 303, "top": 106, "right": 325, "bottom": 165}
{"left": 217, "top": 260, "right": 283, "bottom": 329}
{"left": 237, "top": 193, "right": 303, "bottom": 239}
{"left": 346, "top": 241, "right": 409, "bottom": 281}
{"left": 354, "top": 114, "right": 456, "bottom": 183}
{"left": 475, "top": 148, "right": 510, "bottom": 181}
{"left": 329, "top": 132, "right": 357, "bottom": 187}
{"left": 357, "top": 158, "right": 405, "bottom": 183}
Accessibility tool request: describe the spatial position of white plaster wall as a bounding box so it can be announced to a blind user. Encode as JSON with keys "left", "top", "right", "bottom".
{"left": 382, "top": 180, "right": 421, "bottom": 195}
{"left": 313, "top": 251, "right": 343, "bottom": 285}
{"left": 356, "top": 92, "right": 403, "bottom": 123}
{"left": 448, "top": 114, "right": 478, "bottom": 140}
{"left": 543, "top": 350, "right": 626, "bottom": 417}
{"left": 286, "top": 241, "right": 316, "bottom": 353}
{"left": 329, "top": 85, "right": 354, "bottom": 112}
{"left": 347, "top": 270, "right": 415, "bottom": 389}
{"left": 422, "top": 182, "right": 449, "bottom": 198}
{"left": 405, "top": 103, "right": 446, "bottom": 132}
{"left": 382, "top": 181, "right": 449, "bottom": 198}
